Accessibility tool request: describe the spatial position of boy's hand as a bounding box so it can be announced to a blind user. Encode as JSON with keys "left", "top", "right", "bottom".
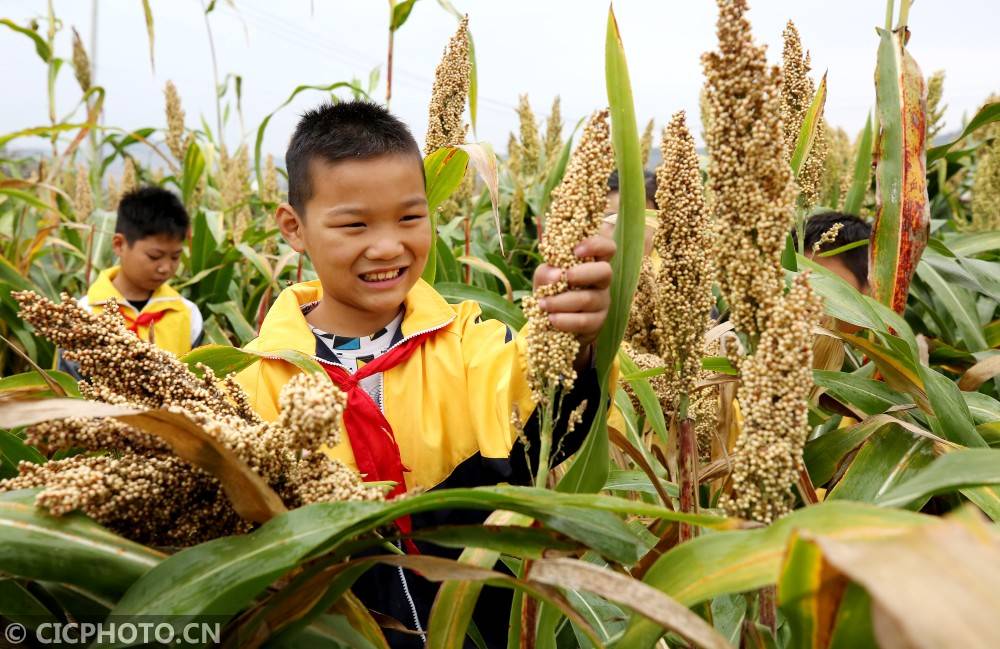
{"left": 532, "top": 234, "right": 616, "bottom": 368}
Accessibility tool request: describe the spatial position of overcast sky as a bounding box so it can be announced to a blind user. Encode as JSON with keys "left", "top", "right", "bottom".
{"left": 2, "top": 0, "right": 998, "bottom": 160}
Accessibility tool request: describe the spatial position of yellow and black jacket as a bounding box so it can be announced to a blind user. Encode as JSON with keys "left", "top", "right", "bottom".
{"left": 59, "top": 267, "right": 203, "bottom": 378}
{"left": 235, "top": 278, "right": 602, "bottom": 648}
{"left": 81, "top": 266, "right": 202, "bottom": 355}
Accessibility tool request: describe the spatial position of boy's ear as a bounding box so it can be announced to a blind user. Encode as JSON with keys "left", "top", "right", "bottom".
{"left": 275, "top": 202, "right": 307, "bottom": 253}
{"left": 111, "top": 232, "right": 127, "bottom": 257}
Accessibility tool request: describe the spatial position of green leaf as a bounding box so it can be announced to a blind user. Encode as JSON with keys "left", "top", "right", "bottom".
{"left": 817, "top": 238, "right": 869, "bottom": 258}
{"left": 435, "top": 282, "right": 525, "bottom": 330}
{"left": 804, "top": 414, "right": 907, "bottom": 486}
{"left": 140, "top": 0, "right": 155, "bottom": 72}
{"left": 701, "top": 356, "right": 737, "bottom": 376}
{"left": 108, "top": 487, "right": 716, "bottom": 623}
{"left": 927, "top": 102, "right": 1000, "bottom": 164}
{"left": 826, "top": 426, "right": 935, "bottom": 505}
{"left": 467, "top": 32, "right": 478, "bottom": 136}
{"left": 271, "top": 613, "right": 384, "bottom": 649}
{"left": 0, "top": 188, "right": 64, "bottom": 215}
{"left": 946, "top": 231, "right": 1000, "bottom": 257}
{"left": 422, "top": 147, "right": 470, "bottom": 285}
{"left": 425, "top": 147, "right": 471, "bottom": 214}
{"left": 558, "top": 5, "right": 644, "bottom": 495}
{"left": 181, "top": 344, "right": 324, "bottom": 377}
{"left": 965, "top": 392, "right": 1000, "bottom": 426}
{"left": 0, "top": 579, "right": 60, "bottom": 628}
{"left": 0, "top": 370, "right": 81, "bottom": 398}
{"left": 236, "top": 243, "right": 272, "bottom": 283}
{"left": 180, "top": 141, "right": 206, "bottom": 209}
{"left": 426, "top": 511, "right": 532, "bottom": 649}
{"left": 798, "top": 256, "right": 885, "bottom": 332}
{"left": 870, "top": 27, "right": 929, "bottom": 313}
{"left": 812, "top": 370, "right": 909, "bottom": 416}
{"left": 0, "top": 493, "right": 162, "bottom": 600}
{"left": 781, "top": 232, "right": 798, "bottom": 272}
{"left": 0, "top": 430, "right": 46, "bottom": 467}
{"left": 253, "top": 82, "right": 366, "bottom": 190}
{"left": 0, "top": 19, "right": 51, "bottom": 62}
{"left": 877, "top": 448, "right": 1000, "bottom": 507}
{"left": 917, "top": 364, "right": 985, "bottom": 448}
{"left": 617, "top": 351, "right": 667, "bottom": 440}
{"left": 789, "top": 73, "right": 827, "bottom": 180}
{"left": 827, "top": 584, "right": 877, "bottom": 649}
{"left": 390, "top": 0, "right": 419, "bottom": 31}
{"left": 777, "top": 531, "right": 839, "bottom": 649}
{"left": 617, "top": 502, "right": 931, "bottom": 648}
{"left": 843, "top": 112, "right": 874, "bottom": 215}
{"left": 208, "top": 302, "right": 257, "bottom": 345}
{"left": 915, "top": 261, "right": 989, "bottom": 352}
{"left": 604, "top": 470, "right": 678, "bottom": 498}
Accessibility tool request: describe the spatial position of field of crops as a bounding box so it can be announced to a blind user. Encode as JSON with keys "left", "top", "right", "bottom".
{"left": 1, "top": 0, "right": 999, "bottom": 647}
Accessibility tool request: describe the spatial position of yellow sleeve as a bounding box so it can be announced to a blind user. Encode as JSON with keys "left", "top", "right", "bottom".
{"left": 232, "top": 342, "right": 297, "bottom": 422}
{"left": 456, "top": 301, "right": 536, "bottom": 459}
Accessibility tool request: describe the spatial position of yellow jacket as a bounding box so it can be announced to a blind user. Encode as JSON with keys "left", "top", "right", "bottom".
{"left": 82, "top": 266, "right": 202, "bottom": 356}
{"left": 234, "top": 279, "right": 540, "bottom": 490}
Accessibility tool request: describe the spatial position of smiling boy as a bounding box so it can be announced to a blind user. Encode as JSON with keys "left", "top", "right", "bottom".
{"left": 235, "top": 100, "right": 614, "bottom": 646}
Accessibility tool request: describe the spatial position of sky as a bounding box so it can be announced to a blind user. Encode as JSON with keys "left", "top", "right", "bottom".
{"left": 2, "top": 0, "right": 998, "bottom": 161}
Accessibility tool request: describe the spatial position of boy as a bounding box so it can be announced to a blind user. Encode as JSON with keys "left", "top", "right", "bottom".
{"left": 235, "top": 100, "right": 614, "bottom": 647}
{"left": 803, "top": 210, "right": 871, "bottom": 294}
{"left": 603, "top": 169, "right": 659, "bottom": 255}
{"left": 801, "top": 211, "right": 871, "bottom": 336}
{"left": 60, "top": 187, "right": 202, "bottom": 378}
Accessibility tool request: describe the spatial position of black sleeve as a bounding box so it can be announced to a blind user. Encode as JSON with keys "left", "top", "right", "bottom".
{"left": 505, "top": 364, "right": 604, "bottom": 486}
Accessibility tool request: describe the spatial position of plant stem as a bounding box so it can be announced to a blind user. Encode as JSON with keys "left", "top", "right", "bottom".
{"left": 759, "top": 586, "right": 777, "bottom": 634}
{"left": 884, "top": 0, "right": 895, "bottom": 30}
{"left": 795, "top": 210, "right": 805, "bottom": 255}
{"left": 201, "top": 1, "right": 224, "bottom": 146}
{"left": 677, "top": 393, "right": 699, "bottom": 542}
{"left": 533, "top": 385, "right": 556, "bottom": 488}
{"left": 385, "top": 2, "right": 395, "bottom": 107}
{"left": 897, "top": 0, "right": 912, "bottom": 30}
{"left": 464, "top": 215, "right": 472, "bottom": 283}
{"left": 88, "top": 0, "right": 100, "bottom": 167}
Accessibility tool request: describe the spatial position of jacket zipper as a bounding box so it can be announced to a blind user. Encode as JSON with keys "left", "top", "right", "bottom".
{"left": 396, "top": 544, "right": 426, "bottom": 642}
{"left": 260, "top": 316, "right": 454, "bottom": 642}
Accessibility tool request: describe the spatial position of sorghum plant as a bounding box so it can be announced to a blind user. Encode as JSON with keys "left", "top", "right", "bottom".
{"left": 424, "top": 15, "right": 470, "bottom": 155}
{"left": 0, "top": 292, "right": 381, "bottom": 545}
{"left": 781, "top": 20, "right": 827, "bottom": 210}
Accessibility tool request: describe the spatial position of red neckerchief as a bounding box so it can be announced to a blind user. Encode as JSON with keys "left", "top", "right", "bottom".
{"left": 321, "top": 330, "right": 436, "bottom": 554}
{"left": 118, "top": 305, "right": 167, "bottom": 333}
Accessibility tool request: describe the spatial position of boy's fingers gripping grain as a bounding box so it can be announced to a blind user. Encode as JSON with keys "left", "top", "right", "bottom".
{"left": 573, "top": 234, "right": 616, "bottom": 262}
{"left": 546, "top": 311, "right": 607, "bottom": 337}
{"left": 538, "top": 286, "right": 610, "bottom": 315}
{"left": 532, "top": 260, "right": 613, "bottom": 291}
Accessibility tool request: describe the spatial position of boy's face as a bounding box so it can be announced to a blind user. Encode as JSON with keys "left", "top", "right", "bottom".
{"left": 112, "top": 233, "right": 184, "bottom": 293}
{"left": 278, "top": 153, "right": 430, "bottom": 325}
{"left": 810, "top": 253, "right": 867, "bottom": 334}
{"left": 812, "top": 254, "right": 866, "bottom": 294}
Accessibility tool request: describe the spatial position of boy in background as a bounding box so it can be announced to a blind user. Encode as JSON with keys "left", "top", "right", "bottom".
{"left": 236, "top": 100, "right": 614, "bottom": 647}
{"left": 60, "top": 187, "right": 202, "bottom": 377}
{"left": 803, "top": 210, "right": 872, "bottom": 294}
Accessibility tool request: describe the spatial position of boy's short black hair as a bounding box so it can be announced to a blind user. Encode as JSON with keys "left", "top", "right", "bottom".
{"left": 607, "top": 169, "right": 658, "bottom": 209}
{"left": 804, "top": 211, "right": 872, "bottom": 287}
{"left": 286, "top": 100, "right": 422, "bottom": 215}
{"left": 116, "top": 186, "right": 189, "bottom": 244}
